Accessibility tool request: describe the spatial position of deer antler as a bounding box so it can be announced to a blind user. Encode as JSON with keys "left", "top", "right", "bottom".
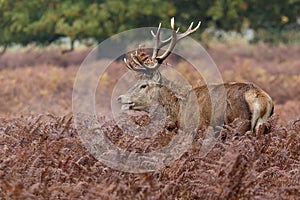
{"left": 124, "top": 17, "right": 201, "bottom": 75}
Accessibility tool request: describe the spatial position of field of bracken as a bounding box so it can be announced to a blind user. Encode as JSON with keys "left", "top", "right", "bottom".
{"left": 0, "top": 42, "right": 299, "bottom": 199}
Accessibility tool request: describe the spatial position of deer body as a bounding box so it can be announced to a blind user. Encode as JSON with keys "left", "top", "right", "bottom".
{"left": 191, "top": 82, "right": 273, "bottom": 131}
{"left": 118, "top": 78, "right": 273, "bottom": 132}
{"left": 117, "top": 18, "right": 274, "bottom": 133}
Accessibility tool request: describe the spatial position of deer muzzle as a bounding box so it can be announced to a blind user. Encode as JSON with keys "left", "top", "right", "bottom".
{"left": 117, "top": 95, "right": 135, "bottom": 110}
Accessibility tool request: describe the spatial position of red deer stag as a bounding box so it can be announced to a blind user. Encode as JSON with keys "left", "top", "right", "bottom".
{"left": 117, "top": 18, "right": 274, "bottom": 133}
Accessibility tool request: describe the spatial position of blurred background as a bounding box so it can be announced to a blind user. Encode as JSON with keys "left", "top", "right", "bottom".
{"left": 0, "top": 0, "right": 299, "bottom": 124}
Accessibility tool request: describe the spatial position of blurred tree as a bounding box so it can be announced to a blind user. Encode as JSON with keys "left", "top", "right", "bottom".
{"left": 0, "top": 0, "right": 299, "bottom": 52}
{"left": 0, "top": 0, "right": 62, "bottom": 50}
{"left": 244, "top": 0, "right": 299, "bottom": 29}
{"left": 207, "top": 0, "right": 247, "bottom": 31}
{"left": 174, "top": 0, "right": 299, "bottom": 43}
{"left": 172, "top": 1, "right": 213, "bottom": 39}
{"left": 244, "top": 0, "right": 300, "bottom": 43}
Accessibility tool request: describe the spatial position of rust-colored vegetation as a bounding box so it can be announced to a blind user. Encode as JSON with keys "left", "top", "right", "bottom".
{"left": 0, "top": 43, "right": 299, "bottom": 199}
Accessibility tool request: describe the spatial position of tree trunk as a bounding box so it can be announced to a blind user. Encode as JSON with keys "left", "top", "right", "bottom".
{"left": 0, "top": 44, "right": 7, "bottom": 56}
{"left": 62, "top": 40, "right": 74, "bottom": 54}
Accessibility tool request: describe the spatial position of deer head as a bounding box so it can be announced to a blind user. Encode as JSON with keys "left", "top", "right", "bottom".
{"left": 117, "top": 18, "right": 201, "bottom": 112}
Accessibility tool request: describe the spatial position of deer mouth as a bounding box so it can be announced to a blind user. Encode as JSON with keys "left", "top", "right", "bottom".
{"left": 121, "top": 103, "right": 135, "bottom": 110}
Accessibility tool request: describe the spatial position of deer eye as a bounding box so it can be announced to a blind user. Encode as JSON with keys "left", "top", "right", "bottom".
{"left": 139, "top": 84, "right": 147, "bottom": 89}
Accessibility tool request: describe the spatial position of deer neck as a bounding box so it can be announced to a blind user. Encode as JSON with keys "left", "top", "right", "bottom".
{"left": 157, "top": 85, "right": 181, "bottom": 126}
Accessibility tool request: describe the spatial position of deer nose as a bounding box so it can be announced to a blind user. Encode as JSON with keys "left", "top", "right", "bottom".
{"left": 117, "top": 95, "right": 123, "bottom": 103}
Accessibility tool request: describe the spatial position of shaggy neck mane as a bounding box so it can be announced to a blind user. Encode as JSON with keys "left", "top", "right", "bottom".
{"left": 157, "top": 85, "right": 181, "bottom": 126}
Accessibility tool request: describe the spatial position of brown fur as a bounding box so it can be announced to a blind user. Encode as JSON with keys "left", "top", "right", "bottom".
{"left": 193, "top": 82, "right": 273, "bottom": 131}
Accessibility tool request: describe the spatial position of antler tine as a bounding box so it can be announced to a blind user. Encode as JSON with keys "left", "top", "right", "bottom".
{"left": 176, "top": 21, "right": 201, "bottom": 41}
{"left": 131, "top": 53, "right": 151, "bottom": 70}
{"left": 151, "top": 23, "right": 162, "bottom": 59}
{"left": 124, "top": 52, "right": 159, "bottom": 75}
{"left": 156, "top": 17, "right": 178, "bottom": 63}
{"left": 157, "top": 26, "right": 180, "bottom": 49}
{"left": 124, "top": 58, "right": 133, "bottom": 70}
{"left": 124, "top": 57, "right": 147, "bottom": 73}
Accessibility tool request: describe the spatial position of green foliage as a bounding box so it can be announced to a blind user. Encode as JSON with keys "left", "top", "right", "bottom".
{"left": 0, "top": 0, "right": 299, "bottom": 48}
{"left": 207, "top": 0, "right": 246, "bottom": 30}
{"left": 242, "top": 0, "right": 300, "bottom": 43}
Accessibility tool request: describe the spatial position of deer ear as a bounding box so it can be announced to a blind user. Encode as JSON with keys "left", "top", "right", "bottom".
{"left": 152, "top": 71, "right": 162, "bottom": 84}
